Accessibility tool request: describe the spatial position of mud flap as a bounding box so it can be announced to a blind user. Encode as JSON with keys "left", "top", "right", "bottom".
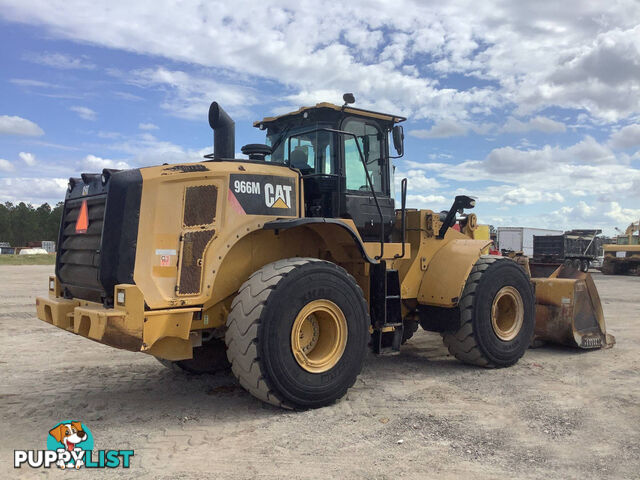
{"left": 531, "top": 265, "right": 615, "bottom": 349}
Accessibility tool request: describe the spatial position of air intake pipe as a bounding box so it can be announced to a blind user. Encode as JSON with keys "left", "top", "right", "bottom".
{"left": 208, "top": 102, "right": 235, "bottom": 159}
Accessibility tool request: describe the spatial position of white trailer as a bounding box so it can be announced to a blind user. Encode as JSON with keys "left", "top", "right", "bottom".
{"left": 41, "top": 241, "right": 56, "bottom": 253}
{"left": 497, "top": 227, "right": 563, "bottom": 257}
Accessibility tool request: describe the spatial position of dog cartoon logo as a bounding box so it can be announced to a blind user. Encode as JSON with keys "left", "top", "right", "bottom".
{"left": 47, "top": 421, "right": 93, "bottom": 469}
{"left": 14, "top": 421, "right": 133, "bottom": 469}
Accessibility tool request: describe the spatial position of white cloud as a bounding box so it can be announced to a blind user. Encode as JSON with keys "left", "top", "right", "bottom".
{"left": 481, "top": 186, "right": 564, "bottom": 205}
{"left": 3, "top": 0, "right": 639, "bottom": 125}
{"left": 124, "top": 67, "right": 257, "bottom": 120}
{"left": 0, "top": 115, "right": 44, "bottom": 136}
{"left": 608, "top": 124, "right": 640, "bottom": 150}
{"left": 70, "top": 106, "right": 97, "bottom": 121}
{"left": 483, "top": 135, "right": 616, "bottom": 174}
{"left": 409, "top": 121, "right": 469, "bottom": 139}
{"left": 10, "top": 78, "right": 60, "bottom": 89}
{"left": 25, "top": 51, "right": 95, "bottom": 70}
{"left": 18, "top": 152, "right": 36, "bottom": 166}
{"left": 0, "top": 177, "right": 68, "bottom": 204}
{"left": 502, "top": 116, "right": 566, "bottom": 134}
{"left": 0, "top": 159, "right": 15, "bottom": 172}
{"left": 406, "top": 194, "right": 448, "bottom": 209}
{"left": 606, "top": 202, "right": 640, "bottom": 225}
{"left": 82, "top": 154, "right": 129, "bottom": 170}
{"left": 138, "top": 122, "right": 158, "bottom": 130}
{"left": 395, "top": 169, "right": 443, "bottom": 191}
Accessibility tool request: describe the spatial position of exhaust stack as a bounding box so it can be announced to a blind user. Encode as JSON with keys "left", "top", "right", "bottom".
{"left": 208, "top": 102, "right": 235, "bottom": 159}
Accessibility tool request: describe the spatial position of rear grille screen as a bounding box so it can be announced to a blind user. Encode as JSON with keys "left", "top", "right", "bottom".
{"left": 57, "top": 195, "right": 107, "bottom": 302}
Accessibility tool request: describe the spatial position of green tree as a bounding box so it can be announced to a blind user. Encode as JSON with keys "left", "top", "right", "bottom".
{"left": 0, "top": 203, "right": 12, "bottom": 244}
{"left": 0, "top": 201, "right": 65, "bottom": 248}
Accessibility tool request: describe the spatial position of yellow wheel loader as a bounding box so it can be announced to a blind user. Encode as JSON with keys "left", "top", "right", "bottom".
{"left": 35, "top": 94, "right": 613, "bottom": 409}
{"left": 602, "top": 221, "right": 640, "bottom": 275}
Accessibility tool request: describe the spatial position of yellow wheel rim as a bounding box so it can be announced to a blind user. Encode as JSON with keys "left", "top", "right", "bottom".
{"left": 491, "top": 286, "right": 524, "bottom": 341}
{"left": 291, "top": 299, "right": 348, "bottom": 373}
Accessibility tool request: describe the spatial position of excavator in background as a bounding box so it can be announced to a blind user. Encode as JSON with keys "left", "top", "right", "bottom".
{"left": 602, "top": 221, "right": 640, "bottom": 275}
{"left": 35, "top": 94, "right": 614, "bottom": 409}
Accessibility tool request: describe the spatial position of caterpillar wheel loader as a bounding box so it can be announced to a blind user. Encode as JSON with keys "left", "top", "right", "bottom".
{"left": 602, "top": 221, "right": 640, "bottom": 275}
{"left": 35, "top": 94, "right": 613, "bottom": 409}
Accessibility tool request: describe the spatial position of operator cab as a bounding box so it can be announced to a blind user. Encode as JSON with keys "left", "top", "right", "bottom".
{"left": 252, "top": 94, "right": 406, "bottom": 241}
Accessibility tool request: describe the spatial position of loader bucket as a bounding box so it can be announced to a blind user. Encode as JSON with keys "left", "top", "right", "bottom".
{"left": 531, "top": 265, "right": 615, "bottom": 349}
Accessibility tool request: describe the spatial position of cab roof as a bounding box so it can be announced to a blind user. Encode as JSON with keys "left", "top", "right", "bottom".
{"left": 253, "top": 102, "right": 407, "bottom": 128}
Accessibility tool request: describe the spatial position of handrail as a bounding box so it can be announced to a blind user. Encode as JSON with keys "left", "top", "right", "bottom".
{"left": 394, "top": 178, "right": 407, "bottom": 259}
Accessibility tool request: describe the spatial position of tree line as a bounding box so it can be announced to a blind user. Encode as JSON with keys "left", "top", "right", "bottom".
{"left": 0, "top": 202, "right": 64, "bottom": 247}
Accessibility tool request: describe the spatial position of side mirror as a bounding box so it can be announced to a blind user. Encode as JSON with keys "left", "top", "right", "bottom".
{"left": 392, "top": 125, "right": 404, "bottom": 156}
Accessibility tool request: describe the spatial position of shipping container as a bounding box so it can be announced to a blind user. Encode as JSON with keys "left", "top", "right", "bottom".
{"left": 496, "top": 227, "right": 563, "bottom": 257}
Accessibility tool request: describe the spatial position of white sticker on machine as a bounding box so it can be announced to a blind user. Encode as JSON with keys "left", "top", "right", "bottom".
{"left": 156, "top": 249, "right": 177, "bottom": 256}
{"left": 616, "top": 251, "right": 626, "bottom": 258}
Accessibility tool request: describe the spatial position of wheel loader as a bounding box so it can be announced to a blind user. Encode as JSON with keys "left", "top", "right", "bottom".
{"left": 35, "top": 94, "right": 614, "bottom": 409}
{"left": 602, "top": 221, "right": 640, "bottom": 275}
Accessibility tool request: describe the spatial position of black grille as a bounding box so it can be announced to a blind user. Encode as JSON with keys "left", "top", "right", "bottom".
{"left": 56, "top": 169, "right": 142, "bottom": 305}
{"left": 58, "top": 195, "right": 107, "bottom": 302}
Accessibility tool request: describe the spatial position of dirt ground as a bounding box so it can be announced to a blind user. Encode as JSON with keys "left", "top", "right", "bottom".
{"left": 1, "top": 265, "right": 638, "bottom": 479}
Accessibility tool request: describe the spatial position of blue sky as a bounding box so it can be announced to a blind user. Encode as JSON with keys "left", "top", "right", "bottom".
{"left": 1, "top": 0, "right": 639, "bottom": 235}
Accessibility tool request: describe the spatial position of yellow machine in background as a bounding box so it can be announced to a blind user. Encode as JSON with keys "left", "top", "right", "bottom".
{"left": 602, "top": 221, "right": 640, "bottom": 275}
{"left": 36, "top": 95, "right": 613, "bottom": 409}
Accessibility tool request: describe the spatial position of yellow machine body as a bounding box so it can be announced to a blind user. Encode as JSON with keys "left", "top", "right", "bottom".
{"left": 602, "top": 221, "right": 640, "bottom": 275}
{"left": 36, "top": 160, "right": 493, "bottom": 360}
{"left": 35, "top": 101, "right": 612, "bottom": 366}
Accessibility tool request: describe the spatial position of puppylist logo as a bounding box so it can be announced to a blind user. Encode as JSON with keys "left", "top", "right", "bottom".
{"left": 14, "top": 421, "right": 133, "bottom": 470}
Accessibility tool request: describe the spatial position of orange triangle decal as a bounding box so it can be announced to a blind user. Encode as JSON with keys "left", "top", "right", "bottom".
{"left": 271, "top": 198, "right": 288, "bottom": 209}
{"left": 75, "top": 200, "right": 89, "bottom": 234}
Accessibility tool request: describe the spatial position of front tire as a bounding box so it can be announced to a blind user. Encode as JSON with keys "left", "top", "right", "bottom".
{"left": 442, "top": 256, "right": 535, "bottom": 368}
{"left": 156, "top": 337, "right": 230, "bottom": 374}
{"left": 225, "top": 258, "right": 369, "bottom": 409}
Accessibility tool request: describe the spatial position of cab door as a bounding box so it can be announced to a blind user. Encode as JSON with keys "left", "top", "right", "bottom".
{"left": 340, "top": 118, "right": 395, "bottom": 241}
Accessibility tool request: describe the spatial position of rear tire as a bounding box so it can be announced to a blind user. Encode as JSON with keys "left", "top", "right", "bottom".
{"left": 581, "top": 259, "right": 590, "bottom": 272}
{"left": 442, "top": 256, "right": 535, "bottom": 368}
{"left": 156, "top": 337, "right": 230, "bottom": 374}
{"left": 601, "top": 259, "right": 616, "bottom": 275}
{"left": 225, "top": 258, "right": 369, "bottom": 409}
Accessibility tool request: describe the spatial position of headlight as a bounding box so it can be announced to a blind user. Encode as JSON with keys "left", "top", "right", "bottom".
{"left": 49, "top": 278, "right": 55, "bottom": 291}
{"left": 116, "top": 290, "right": 126, "bottom": 305}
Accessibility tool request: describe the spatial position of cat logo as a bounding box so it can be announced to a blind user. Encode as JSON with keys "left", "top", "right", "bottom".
{"left": 229, "top": 174, "right": 297, "bottom": 216}
{"left": 265, "top": 183, "right": 292, "bottom": 209}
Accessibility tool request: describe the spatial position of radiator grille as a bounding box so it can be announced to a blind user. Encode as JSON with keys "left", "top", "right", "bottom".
{"left": 57, "top": 195, "right": 107, "bottom": 302}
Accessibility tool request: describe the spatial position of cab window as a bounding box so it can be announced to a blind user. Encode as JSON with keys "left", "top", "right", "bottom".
{"left": 342, "top": 119, "right": 385, "bottom": 193}
{"left": 286, "top": 130, "right": 335, "bottom": 175}
{"left": 265, "top": 127, "right": 335, "bottom": 175}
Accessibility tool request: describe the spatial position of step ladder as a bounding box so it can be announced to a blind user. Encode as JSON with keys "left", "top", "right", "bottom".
{"left": 370, "top": 262, "right": 404, "bottom": 355}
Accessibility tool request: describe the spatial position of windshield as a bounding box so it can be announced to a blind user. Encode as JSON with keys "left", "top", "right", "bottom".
{"left": 265, "top": 125, "right": 336, "bottom": 175}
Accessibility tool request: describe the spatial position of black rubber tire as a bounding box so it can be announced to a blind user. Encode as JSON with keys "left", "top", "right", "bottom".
{"left": 401, "top": 317, "right": 419, "bottom": 344}
{"left": 156, "top": 337, "right": 230, "bottom": 374}
{"left": 581, "top": 259, "right": 590, "bottom": 272}
{"left": 225, "top": 258, "right": 369, "bottom": 409}
{"left": 441, "top": 255, "right": 535, "bottom": 368}
{"left": 601, "top": 259, "right": 616, "bottom": 275}
{"left": 571, "top": 258, "right": 581, "bottom": 270}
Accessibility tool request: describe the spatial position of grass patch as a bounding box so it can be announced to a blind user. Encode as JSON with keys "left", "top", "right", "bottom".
{"left": 0, "top": 254, "right": 56, "bottom": 265}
